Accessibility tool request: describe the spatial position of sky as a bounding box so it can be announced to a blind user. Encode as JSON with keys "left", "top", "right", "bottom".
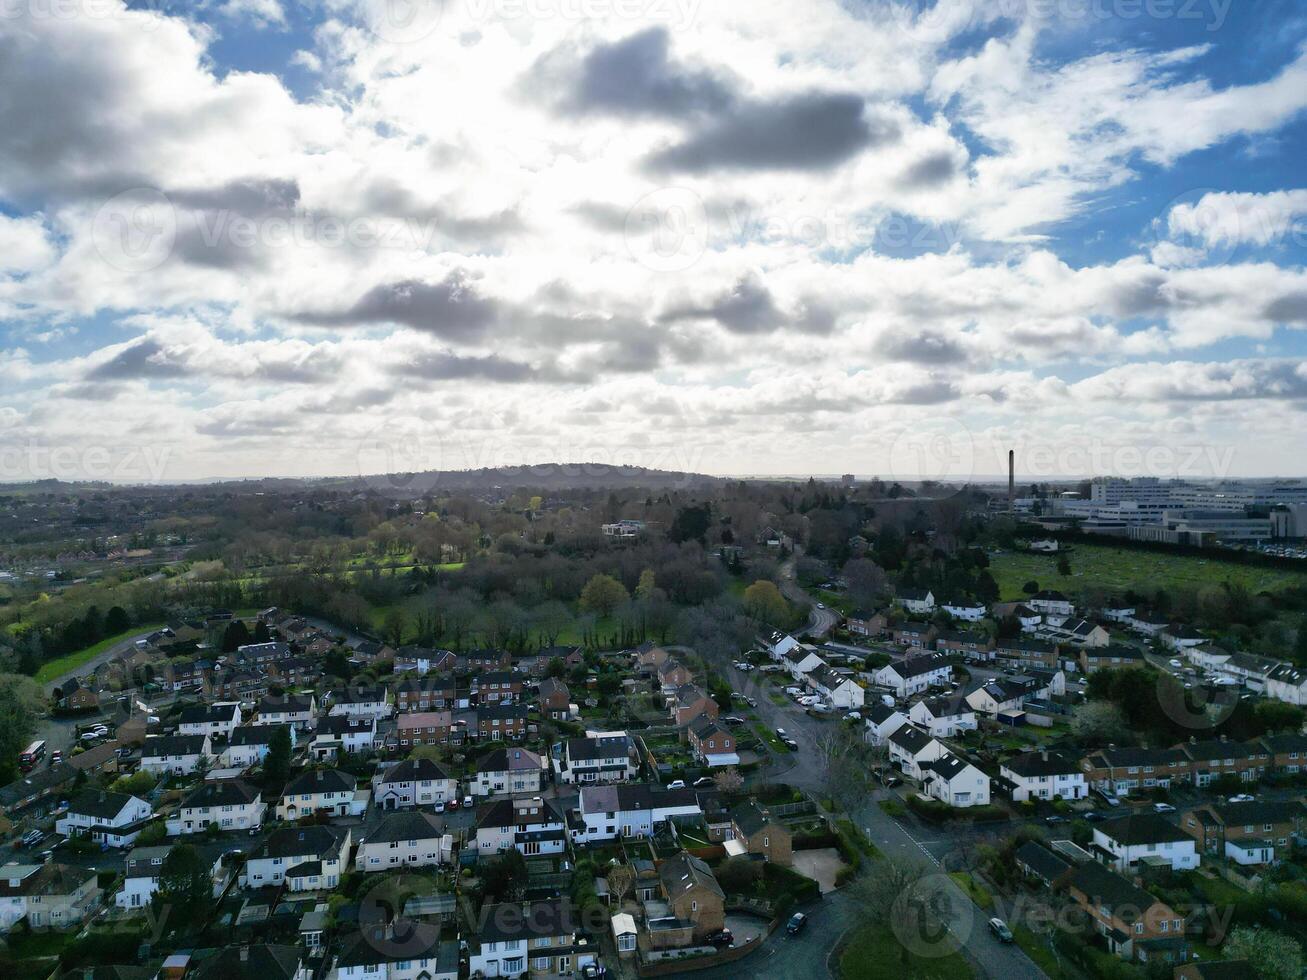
{"left": 2, "top": 0, "right": 1307, "bottom": 485}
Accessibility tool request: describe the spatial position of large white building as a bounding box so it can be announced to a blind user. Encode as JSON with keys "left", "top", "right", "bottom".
{"left": 874, "top": 655, "right": 951, "bottom": 698}
{"left": 55, "top": 789, "right": 153, "bottom": 848}
{"left": 1000, "top": 750, "right": 1088, "bottom": 802}
{"left": 1092, "top": 814, "right": 1199, "bottom": 872}
{"left": 921, "top": 753, "right": 990, "bottom": 808}
{"left": 569, "top": 785, "right": 702, "bottom": 845}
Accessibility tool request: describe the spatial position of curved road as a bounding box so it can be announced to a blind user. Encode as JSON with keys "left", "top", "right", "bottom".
{"left": 778, "top": 556, "right": 839, "bottom": 638}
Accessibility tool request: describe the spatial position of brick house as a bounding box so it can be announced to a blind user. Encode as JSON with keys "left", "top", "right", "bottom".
{"left": 394, "top": 678, "right": 458, "bottom": 713}
{"left": 687, "top": 720, "right": 738, "bottom": 767}
{"left": 1064, "top": 861, "right": 1188, "bottom": 964}
{"left": 396, "top": 711, "right": 453, "bottom": 748}
{"left": 656, "top": 853, "right": 724, "bottom": 943}
{"left": 536, "top": 678, "right": 571, "bottom": 720}
{"left": 474, "top": 671, "right": 525, "bottom": 705}
{"left": 657, "top": 659, "right": 693, "bottom": 690}
{"left": 846, "top": 610, "right": 888, "bottom": 637}
{"left": 477, "top": 704, "right": 529, "bottom": 741}
{"left": 670, "top": 685, "right": 719, "bottom": 727}
{"left": 1178, "top": 737, "right": 1268, "bottom": 787}
{"left": 728, "top": 799, "right": 792, "bottom": 866}
{"left": 1181, "top": 800, "right": 1305, "bottom": 866}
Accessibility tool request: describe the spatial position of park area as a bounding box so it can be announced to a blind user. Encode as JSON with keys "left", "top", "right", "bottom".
{"left": 989, "top": 542, "right": 1307, "bottom": 601}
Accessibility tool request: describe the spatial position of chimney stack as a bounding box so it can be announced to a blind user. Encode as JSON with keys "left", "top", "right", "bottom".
{"left": 1008, "top": 450, "right": 1015, "bottom": 513}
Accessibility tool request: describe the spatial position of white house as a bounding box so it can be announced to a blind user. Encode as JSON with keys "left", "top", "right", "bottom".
{"left": 178, "top": 702, "right": 243, "bottom": 740}
{"left": 1214, "top": 652, "right": 1285, "bottom": 693}
{"left": 1161, "top": 625, "right": 1207, "bottom": 652}
{"left": 223, "top": 724, "right": 294, "bottom": 768}
{"left": 1000, "top": 750, "right": 1088, "bottom": 802}
{"left": 569, "top": 785, "right": 702, "bottom": 845}
{"left": 277, "top": 769, "right": 368, "bottom": 820}
{"left": 331, "top": 924, "right": 456, "bottom": 980}
{"left": 242, "top": 825, "right": 352, "bottom": 891}
{"left": 1127, "top": 611, "right": 1169, "bottom": 636}
{"left": 553, "top": 734, "right": 637, "bottom": 785}
{"left": 886, "top": 724, "right": 948, "bottom": 780}
{"left": 1101, "top": 601, "right": 1137, "bottom": 624}
{"left": 140, "top": 734, "right": 212, "bottom": 776}
{"left": 469, "top": 900, "right": 587, "bottom": 979}
{"left": 806, "top": 665, "right": 864, "bottom": 709}
{"left": 327, "top": 687, "right": 392, "bottom": 721}
{"left": 897, "top": 588, "right": 936, "bottom": 615}
{"left": 941, "top": 598, "right": 986, "bottom": 622}
{"left": 874, "top": 654, "right": 952, "bottom": 698}
{"left": 1027, "top": 590, "right": 1074, "bottom": 617}
{"left": 863, "top": 704, "right": 910, "bottom": 745}
{"left": 167, "top": 779, "right": 265, "bottom": 835}
{"left": 1267, "top": 663, "right": 1307, "bottom": 706}
{"left": 474, "top": 797, "right": 569, "bottom": 856}
{"left": 357, "top": 811, "right": 454, "bottom": 871}
{"left": 966, "top": 679, "right": 1028, "bottom": 717}
{"left": 470, "top": 747, "right": 546, "bottom": 798}
{"left": 256, "top": 694, "right": 318, "bottom": 731}
{"left": 783, "top": 645, "right": 827, "bottom": 681}
{"left": 763, "top": 630, "right": 801, "bottom": 662}
{"left": 373, "top": 757, "right": 459, "bottom": 810}
{"left": 116, "top": 845, "right": 225, "bottom": 910}
{"left": 55, "top": 789, "right": 154, "bottom": 848}
{"left": 310, "top": 716, "right": 376, "bottom": 760}
{"left": 0, "top": 863, "right": 99, "bottom": 932}
{"left": 1092, "top": 813, "right": 1199, "bottom": 872}
{"left": 909, "top": 696, "right": 978, "bottom": 739}
{"left": 921, "top": 753, "right": 991, "bottom": 808}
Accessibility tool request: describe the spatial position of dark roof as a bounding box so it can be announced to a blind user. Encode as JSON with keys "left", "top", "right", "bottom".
{"left": 229, "top": 725, "right": 281, "bottom": 746}
{"left": 180, "top": 779, "right": 260, "bottom": 808}
{"left": 1002, "top": 750, "right": 1079, "bottom": 777}
{"left": 887, "top": 723, "right": 934, "bottom": 753}
{"left": 478, "top": 747, "right": 543, "bottom": 773}
{"left": 368, "top": 810, "right": 446, "bottom": 844}
{"left": 380, "top": 757, "right": 452, "bottom": 783}
{"left": 1088, "top": 746, "right": 1189, "bottom": 768}
{"left": 191, "top": 944, "right": 303, "bottom": 980}
{"left": 577, "top": 784, "right": 699, "bottom": 815}
{"left": 477, "top": 703, "right": 529, "bottom": 721}
{"left": 888, "top": 654, "right": 950, "bottom": 679}
{"left": 333, "top": 927, "right": 450, "bottom": 969}
{"left": 330, "top": 687, "right": 388, "bottom": 704}
{"left": 282, "top": 768, "right": 356, "bottom": 796}
{"left": 478, "top": 899, "right": 575, "bottom": 943}
{"left": 179, "top": 703, "right": 239, "bottom": 725}
{"left": 1096, "top": 812, "right": 1188, "bottom": 846}
{"left": 1181, "top": 739, "right": 1261, "bottom": 762}
{"left": 0, "top": 763, "right": 77, "bottom": 806}
{"left": 865, "top": 703, "right": 903, "bottom": 725}
{"left": 141, "top": 734, "right": 208, "bottom": 757}
{"left": 917, "top": 694, "right": 972, "bottom": 718}
{"left": 565, "top": 736, "right": 631, "bottom": 762}
{"left": 1261, "top": 732, "right": 1307, "bottom": 754}
{"left": 920, "top": 753, "right": 973, "bottom": 780}
{"left": 730, "top": 799, "right": 782, "bottom": 837}
{"left": 1066, "top": 862, "right": 1161, "bottom": 922}
{"left": 659, "top": 852, "right": 723, "bottom": 900}
{"left": 1199, "top": 800, "right": 1305, "bottom": 826}
{"left": 1179, "top": 962, "right": 1257, "bottom": 980}
{"left": 1014, "top": 840, "right": 1071, "bottom": 882}
{"left": 256, "top": 825, "right": 347, "bottom": 860}
{"left": 66, "top": 789, "right": 139, "bottom": 821}
{"left": 257, "top": 694, "right": 313, "bottom": 712}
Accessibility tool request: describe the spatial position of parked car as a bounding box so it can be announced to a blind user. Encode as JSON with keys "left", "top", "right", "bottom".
{"left": 786, "top": 912, "right": 808, "bottom": 935}
{"left": 742, "top": 696, "right": 757, "bottom": 708}
{"left": 1095, "top": 790, "right": 1121, "bottom": 807}
{"left": 21, "top": 830, "right": 43, "bottom": 848}
{"left": 49, "top": 750, "right": 63, "bottom": 764}
{"left": 988, "top": 918, "right": 1013, "bottom": 943}
{"left": 705, "top": 929, "right": 734, "bottom": 948}
{"left": 692, "top": 776, "right": 716, "bottom": 788}
{"left": 845, "top": 711, "right": 862, "bottom": 722}
{"left": 1153, "top": 802, "right": 1176, "bottom": 813}
{"left": 783, "top": 738, "right": 799, "bottom": 750}
{"left": 462, "top": 796, "right": 474, "bottom": 809}
{"left": 1084, "top": 811, "right": 1104, "bottom": 822}
{"left": 775, "top": 728, "right": 788, "bottom": 739}
{"left": 667, "top": 780, "right": 686, "bottom": 790}
{"left": 434, "top": 802, "right": 446, "bottom": 813}
{"left": 446, "top": 798, "right": 460, "bottom": 811}
{"left": 1169, "top": 659, "right": 1183, "bottom": 668}
{"left": 816, "top": 602, "right": 826, "bottom": 609}
{"left": 1044, "top": 815, "right": 1067, "bottom": 825}
{"left": 1227, "top": 794, "right": 1255, "bottom": 803}
{"left": 723, "top": 716, "right": 746, "bottom": 726}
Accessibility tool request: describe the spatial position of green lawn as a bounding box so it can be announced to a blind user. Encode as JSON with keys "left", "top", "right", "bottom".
{"left": 36, "top": 622, "right": 166, "bottom": 684}
{"left": 839, "top": 922, "right": 974, "bottom": 980}
{"left": 989, "top": 542, "right": 1307, "bottom": 601}
{"left": 948, "top": 872, "right": 993, "bottom": 910}
{"left": 1012, "top": 925, "right": 1075, "bottom": 980}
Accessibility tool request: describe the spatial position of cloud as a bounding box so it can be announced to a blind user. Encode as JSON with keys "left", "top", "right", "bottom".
{"left": 659, "top": 272, "right": 837, "bottom": 335}
{"left": 292, "top": 273, "right": 501, "bottom": 339}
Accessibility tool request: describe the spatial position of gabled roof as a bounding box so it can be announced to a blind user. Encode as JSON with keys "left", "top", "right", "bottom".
{"left": 65, "top": 789, "right": 141, "bottom": 821}
{"left": 229, "top": 725, "right": 281, "bottom": 746}
{"left": 578, "top": 784, "right": 699, "bottom": 814}
{"left": 478, "top": 899, "right": 575, "bottom": 942}
{"left": 178, "top": 703, "right": 239, "bottom": 725}
{"left": 380, "top": 757, "right": 452, "bottom": 783}
{"left": 1066, "top": 862, "right": 1162, "bottom": 922}
{"left": 887, "top": 723, "right": 935, "bottom": 754}
{"left": 659, "top": 852, "right": 723, "bottom": 901}
{"left": 730, "top": 799, "right": 780, "bottom": 837}
{"left": 886, "top": 654, "right": 949, "bottom": 679}
{"left": 282, "top": 768, "right": 356, "bottom": 797}
{"left": 1014, "top": 840, "right": 1072, "bottom": 881}
{"left": 920, "top": 752, "right": 975, "bottom": 781}
{"left": 255, "top": 825, "right": 348, "bottom": 860}
{"left": 1096, "top": 812, "right": 1188, "bottom": 846}
{"left": 1002, "top": 750, "right": 1079, "bottom": 778}
{"left": 180, "top": 779, "right": 260, "bottom": 809}
{"left": 1196, "top": 800, "right": 1305, "bottom": 827}
{"left": 367, "top": 810, "right": 447, "bottom": 844}
{"left": 141, "top": 734, "right": 208, "bottom": 757}
{"left": 565, "top": 735, "right": 631, "bottom": 762}
{"left": 191, "top": 944, "right": 302, "bottom": 980}
{"left": 478, "top": 747, "right": 543, "bottom": 773}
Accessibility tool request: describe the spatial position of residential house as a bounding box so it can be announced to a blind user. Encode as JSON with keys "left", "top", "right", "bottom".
{"left": 897, "top": 588, "right": 936, "bottom": 615}
{"left": 1128, "top": 611, "right": 1170, "bottom": 636}
{"left": 891, "top": 621, "right": 938, "bottom": 649}
{"left": 921, "top": 753, "right": 991, "bottom": 808}
{"left": 537, "top": 678, "right": 571, "bottom": 720}
{"left": 277, "top": 769, "right": 367, "bottom": 820}
{"left": 1065, "top": 861, "right": 1188, "bottom": 964}
{"left": 473, "top": 671, "right": 526, "bottom": 705}
{"left": 1080, "top": 645, "right": 1147, "bottom": 673}
{"left": 966, "top": 679, "right": 1029, "bottom": 717}
{"left": 373, "top": 758, "right": 458, "bottom": 810}
{"left": 1215, "top": 652, "right": 1285, "bottom": 693}
{"left": 474, "top": 797, "right": 568, "bottom": 857}
{"left": 994, "top": 638, "right": 1059, "bottom": 669}
{"left": 874, "top": 654, "right": 951, "bottom": 698}
{"left": 140, "top": 734, "right": 212, "bottom": 776}
{"left": 241, "top": 825, "right": 351, "bottom": 890}
{"left": 168, "top": 779, "right": 264, "bottom": 835}
{"left": 1261, "top": 732, "right": 1307, "bottom": 774}
{"left": 863, "top": 703, "right": 910, "bottom": 745}
{"left": 57, "top": 678, "right": 100, "bottom": 712}
{"left": 236, "top": 641, "right": 293, "bottom": 666}
{"left": 782, "top": 645, "right": 827, "bottom": 681}
{"left": 1080, "top": 746, "right": 1192, "bottom": 797}
{"left": 1027, "top": 590, "right": 1074, "bottom": 617}
{"left": 727, "top": 799, "right": 792, "bottom": 865}
{"left": 331, "top": 924, "right": 456, "bottom": 980}
{"left": 476, "top": 704, "right": 529, "bottom": 741}
{"left": 0, "top": 863, "right": 100, "bottom": 932}
{"left": 1048, "top": 618, "right": 1110, "bottom": 648}
{"left": 670, "top": 685, "right": 719, "bottom": 728}
{"left": 470, "top": 747, "right": 546, "bottom": 798}
{"left": 55, "top": 789, "right": 153, "bottom": 848}
{"left": 554, "top": 734, "right": 638, "bottom": 785}
{"left": 569, "top": 785, "right": 702, "bottom": 845}
{"left": 688, "top": 720, "right": 738, "bottom": 767}
{"left": 633, "top": 641, "right": 673, "bottom": 671}
{"left": 909, "top": 695, "right": 977, "bottom": 738}
{"left": 469, "top": 899, "right": 585, "bottom": 979}
{"left": 178, "top": 702, "right": 243, "bottom": 740}
{"left": 1161, "top": 625, "right": 1207, "bottom": 652}
{"left": 655, "top": 853, "right": 724, "bottom": 943}
{"left": 935, "top": 630, "right": 995, "bottom": 662}
{"left": 887, "top": 724, "right": 948, "bottom": 780}
{"left": 309, "top": 716, "right": 376, "bottom": 761}
{"left": 1266, "top": 663, "right": 1307, "bottom": 706}
{"left": 1181, "top": 800, "right": 1305, "bottom": 866}
{"left": 1178, "top": 737, "right": 1268, "bottom": 787}
{"left": 256, "top": 694, "right": 317, "bottom": 731}
{"left": 1000, "top": 750, "right": 1088, "bottom": 802}
{"left": 846, "top": 610, "right": 888, "bottom": 638}
{"left": 463, "top": 649, "right": 513, "bottom": 673}
{"left": 762, "top": 631, "right": 801, "bottom": 662}
{"left": 357, "top": 811, "right": 454, "bottom": 870}
{"left": 941, "top": 597, "right": 986, "bottom": 622}
{"left": 1014, "top": 840, "right": 1073, "bottom": 888}
{"left": 396, "top": 711, "right": 453, "bottom": 748}
{"left": 393, "top": 678, "right": 458, "bottom": 713}
{"left": 327, "top": 687, "right": 392, "bottom": 721}
{"left": 1093, "top": 813, "right": 1199, "bottom": 872}
{"left": 806, "top": 664, "right": 865, "bottom": 709}
{"left": 190, "top": 944, "right": 308, "bottom": 980}
{"left": 393, "top": 646, "right": 457, "bottom": 676}
{"left": 116, "top": 844, "right": 224, "bottom": 910}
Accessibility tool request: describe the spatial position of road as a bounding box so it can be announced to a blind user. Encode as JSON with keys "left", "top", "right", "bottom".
{"left": 719, "top": 661, "right": 1048, "bottom": 980}
{"left": 40, "top": 627, "right": 163, "bottom": 695}
{"left": 778, "top": 557, "right": 838, "bottom": 639}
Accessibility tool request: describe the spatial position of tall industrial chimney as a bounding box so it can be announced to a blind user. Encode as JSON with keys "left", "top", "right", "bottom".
{"left": 1008, "top": 450, "right": 1015, "bottom": 512}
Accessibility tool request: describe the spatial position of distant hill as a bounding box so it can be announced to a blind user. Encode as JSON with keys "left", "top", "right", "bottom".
{"left": 333, "top": 463, "right": 723, "bottom": 494}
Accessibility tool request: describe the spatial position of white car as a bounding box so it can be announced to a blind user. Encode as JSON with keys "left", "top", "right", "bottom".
{"left": 1152, "top": 802, "right": 1176, "bottom": 813}
{"left": 1227, "top": 794, "right": 1255, "bottom": 803}
{"left": 667, "top": 780, "right": 686, "bottom": 790}
{"left": 1169, "top": 659, "right": 1183, "bottom": 668}
{"left": 816, "top": 602, "right": 826, "bottom": 609}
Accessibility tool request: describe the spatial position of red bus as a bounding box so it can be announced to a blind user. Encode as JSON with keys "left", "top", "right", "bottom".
{"left": 18, "top": 740, "right": 46, "bottom": 772}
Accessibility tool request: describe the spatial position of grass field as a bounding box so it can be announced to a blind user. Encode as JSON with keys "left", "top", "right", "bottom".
{"left": 989, "top": 543, "right": 1307, "bottom": 601}
{"left": 948, "top": 872, "right": 994, "bottom": 910}
{"left": 839, "top": 923, "right": 973, "bottom": 980}
{"left": 35, "top": 623, "right": 165, "bottom": 684}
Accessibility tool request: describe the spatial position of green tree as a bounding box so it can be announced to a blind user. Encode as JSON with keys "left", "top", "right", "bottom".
{"left": 580, "top": 574, "right": 629, "bottom": 618}
{"left": 1022, "top": 580, "right": 1039, "bottom": 595}
{"left": 264, "top": 725, "right": 292, "bottom": 786}
{"left": 635, "top": 569, "right": 659, "bottom": 601}
{"left": 221, "top": 620, "right": 251, "bottom": 653}
{"left": 742, "top": 580, "right": 789, "bottom": 626}
{"left": 1224, "top": 926, "right": 1303, "bottom": 980}
{"left": 668, "top": 504, "right": 712, "bottom": 544}
{"left": 481, "top": 848, "right": 528, "bottom": 902}
{"left": 1056, "top": 555, "right": 1072, "bottom": 576}
{"left": 0, "top": 676, "right": 37, "bottom": 784}
{"left": 153, "top": 844, "right": 212, "bottom": 929}
{"left": 105, "top": 606, "right": 131, "bottom": 634}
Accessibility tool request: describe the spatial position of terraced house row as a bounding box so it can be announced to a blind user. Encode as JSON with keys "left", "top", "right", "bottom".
{"left": 1080, "top": 732, "right": 1307, "bottom": 797}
